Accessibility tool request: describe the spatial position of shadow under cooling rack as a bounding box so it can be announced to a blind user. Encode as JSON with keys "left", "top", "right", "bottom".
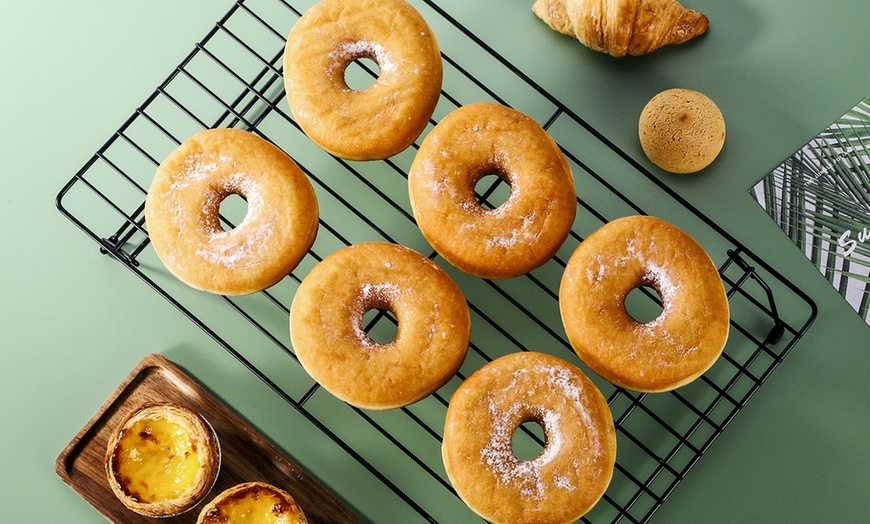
{"left": 56, "top": 0, "right": 817, "bottom": 522}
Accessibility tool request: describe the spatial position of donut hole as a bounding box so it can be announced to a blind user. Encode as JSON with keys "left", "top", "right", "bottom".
{"left": 344, "top": 56, "right": 380, "bottom": 92}
{"left": 217, "top": 192, "right": 248, "bottom": 232}
{"left": 474, "top": 172, "right": 512, "bottom": 210}
{"left": 511, "top": 419, "right": 546, "bottom": 461}
{"left": 625, "top": 285, "right": 664, "bottom": 324}
{"left": 361, "top": 307, "right": 398, "bottom": 345}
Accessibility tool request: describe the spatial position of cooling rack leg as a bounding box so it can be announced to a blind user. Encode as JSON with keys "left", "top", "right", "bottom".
{"left": 98, "top": 204, "right": 150, "bottom": 267}
{"left": 99, "top": 236, "right": 141, "bottom": 267}
{"left": 723, "top": 249, "right": 785, "bottom": 346}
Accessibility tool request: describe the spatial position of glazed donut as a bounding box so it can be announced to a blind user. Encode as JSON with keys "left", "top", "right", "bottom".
{"left": 144, "top": 128, "right": 319, "bottom": 295}
{"left": 408, "top": 102, "right": 576, "bottom": 279}
{"left": 442, "top": 351, "right": 616, "bottom": 524}
{"left": 559, "top": 215, "right": 730, "bottom": 392}
{"left": 289, "top": 242, "right": 470, "bottom": 410}
{"left": 283, "top": 0, "right": 442, "bottom": 160}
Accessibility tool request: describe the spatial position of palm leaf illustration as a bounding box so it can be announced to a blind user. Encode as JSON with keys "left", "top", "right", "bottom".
{"left": 752, "top": 97, "right": 870, "bottom": 323}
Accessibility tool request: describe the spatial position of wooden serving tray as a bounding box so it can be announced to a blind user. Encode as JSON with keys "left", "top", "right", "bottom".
{"left": 55, "top": 353, "right": 357, "bottom": 523}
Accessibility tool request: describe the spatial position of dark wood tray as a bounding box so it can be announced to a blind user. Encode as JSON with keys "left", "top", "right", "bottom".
{"left": 55, "top": 353, "right": 357, "bottom": 523}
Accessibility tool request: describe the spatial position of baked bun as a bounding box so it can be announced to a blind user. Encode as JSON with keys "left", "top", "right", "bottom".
{"left": 638, "top": 88, "right": 725, "bottom": 173}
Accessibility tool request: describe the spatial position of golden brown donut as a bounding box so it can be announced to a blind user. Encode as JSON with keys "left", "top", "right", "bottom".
{"left": 197, "top": 482, "right": 307, "bottom": 524}
{"left": 442, "top": 351, "right": 616, "bottom": 524}
{"left": 559, "top": 215, "right": 730, "bottom": 392}
{"left": 408, "top": 102, "right": 577, "bottom": 279}
{"left": 283, "top": 0, "right": 442, "bottom": 160}
{"left": 638, "top": 88, "right": 726, "bottom": 173}
{"left": 144, "top": 128, "right": 319, "bottom": 295}
{"left": 105, "top": 403, "right": 220, "bottom": 518}
{"left": 289, "top": 242, "right": 470, "bottom": 410}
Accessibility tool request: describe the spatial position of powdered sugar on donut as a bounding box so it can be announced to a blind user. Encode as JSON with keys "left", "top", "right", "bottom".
{"left": 196, "top": 214, "right": 275, "bottom": 269}
{"left": 408, "top": 103, "right": 575, "bottom": 279}
{"left": 567, "top": 217, "right": 727, "bottom": 391}
{"left": 146, "top": 128, "right": 317, "bottom": 296}
{"left": 351, "top": 282, "right": 402, "bottom": 349}
{"left": 479, "top": 363, "right": 603, "bottom": 500}
{"left": 485, "top": 210, "right": 541, "bottom": 250}
{"left": 583, "top": 236, "right": 683, "bottom": 305}
{"left": 642, "top": 260, "right": 679, "bottom": 307}
{"left": 191, "top": 168, "right": 277, "bottom": 269}
{"left": 177, "top": 153, "right": 235, "bottom": 186}
{"left": 480, "top": 401, "right": 564, "bottom": 499}
{"left": 442, "top": 352, "right": 615, "bottom": 523}
{"left": 329, "top": 40, "right": 396, "bottom": 83}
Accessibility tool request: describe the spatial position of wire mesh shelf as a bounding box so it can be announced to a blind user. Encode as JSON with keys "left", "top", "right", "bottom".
{"left": 56, "top": 0, "right": 817, "bottom": 522}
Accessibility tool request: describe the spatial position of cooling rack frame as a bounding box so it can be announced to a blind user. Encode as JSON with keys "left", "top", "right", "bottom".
{"left": 56, "top": 1, "right": 817, "bottom": 522}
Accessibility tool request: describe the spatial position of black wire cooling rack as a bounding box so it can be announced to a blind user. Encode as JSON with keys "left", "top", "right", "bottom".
{"left": 56, "top": 0, "right": 818, "bottom": 522}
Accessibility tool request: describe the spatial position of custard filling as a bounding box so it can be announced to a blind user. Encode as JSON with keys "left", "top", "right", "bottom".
{"left": 113, "top": 416, "right": 202, "bottom": 502}
{"left": 202, "top": 485, "right": 301, "bottom": 523}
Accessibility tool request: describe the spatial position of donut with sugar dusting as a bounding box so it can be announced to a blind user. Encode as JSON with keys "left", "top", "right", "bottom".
{"left": 442, "top": 351, "right": 616, "bottom": 524}
{"left": 289, "top": 242, "right": 470, "bottom": 410}
{"left": 144, "top": 128, "right": 319, "bottom": 295}
{"left": 408, "top": 102, "right": 576, "bottom": 279}
{"left": 283, "top": 0, "right": 442, "bottom": 160}
{"left": 559, "top": 215, "right": 730, "bottom": 392}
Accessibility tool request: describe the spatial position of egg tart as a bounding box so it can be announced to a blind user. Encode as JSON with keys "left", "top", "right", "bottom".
{"left": 197, "top": 482, "right": 308, "bottom": 523}
{"left": 105, "top": 402, "right": 221, "bottom": 517}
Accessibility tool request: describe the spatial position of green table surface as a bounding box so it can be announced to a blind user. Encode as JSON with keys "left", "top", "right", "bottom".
{"left": 3, "top": 0, "right": 869, "bottom": 522}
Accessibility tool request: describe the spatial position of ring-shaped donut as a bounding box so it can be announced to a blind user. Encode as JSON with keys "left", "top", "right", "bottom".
{"left": 144, "top": 128, "right": 319, "bottom": 296}
{"left": 289, "top": 242, "right": 470, "bottom": 410}
{"left": 442, "top": 351, "right": 616, "bottom": 524}
{"left": 559, "top": 215, "right": 730, "bottom": 392}
{"left": 408, "top": 102, "right": 576, "bottom": 279}
{"left": 283, "top": 0, "right": 443, "bottom": 160}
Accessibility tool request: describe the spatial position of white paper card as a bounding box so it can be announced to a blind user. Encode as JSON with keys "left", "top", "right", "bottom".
{"left": 751, "top": 97, "right": 870, "bottom": 327}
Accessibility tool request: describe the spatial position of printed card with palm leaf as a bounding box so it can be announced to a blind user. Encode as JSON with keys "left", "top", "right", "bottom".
{"left": 751, "top": 97, "right": 870, "bottom": 327}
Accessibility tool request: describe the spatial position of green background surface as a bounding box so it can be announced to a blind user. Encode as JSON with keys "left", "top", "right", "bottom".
{"left": 2, "top": 0, "right": 869, "bottom": 522}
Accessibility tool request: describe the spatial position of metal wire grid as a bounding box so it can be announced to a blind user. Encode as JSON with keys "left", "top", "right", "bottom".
{"left": 56, "top": 0, "right": 817, "bottom": 522}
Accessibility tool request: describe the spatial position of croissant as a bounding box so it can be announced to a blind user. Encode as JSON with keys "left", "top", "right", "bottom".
{"left": 532, "top": 0, "right": 709, "bottom": 57}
